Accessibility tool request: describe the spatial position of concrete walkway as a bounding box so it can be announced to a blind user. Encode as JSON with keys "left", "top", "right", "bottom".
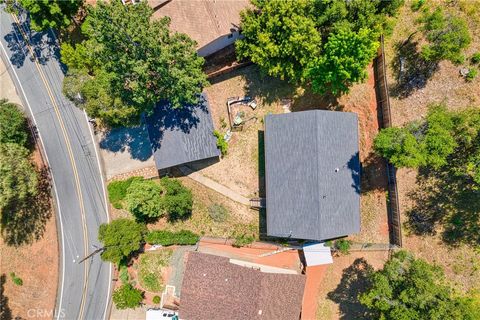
{"left": 179, "top": 165, "right": 251, "bottom": 206}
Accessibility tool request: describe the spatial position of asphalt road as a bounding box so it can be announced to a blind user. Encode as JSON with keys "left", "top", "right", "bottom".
{"left": 0, "top": 8, "right": 111, "bottom": 320}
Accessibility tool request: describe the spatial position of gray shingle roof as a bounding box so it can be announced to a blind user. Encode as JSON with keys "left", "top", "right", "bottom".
{"left": 179, "top": 252, "right": 305, "bottom": 320}
{"left": 264, "top": 110, "right": 361, "bottom": 241}
{"left": 146, "top": 94, "right": 220, "bottom": 170}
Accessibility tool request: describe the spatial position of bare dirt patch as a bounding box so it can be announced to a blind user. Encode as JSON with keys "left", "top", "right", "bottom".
{"left": 0, "top": 148, "right": 58, "bottom": 320}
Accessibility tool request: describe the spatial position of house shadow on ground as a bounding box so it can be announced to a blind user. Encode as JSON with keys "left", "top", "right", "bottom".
{"left": 327, "top": 258, "right": 374, "bottom": 320}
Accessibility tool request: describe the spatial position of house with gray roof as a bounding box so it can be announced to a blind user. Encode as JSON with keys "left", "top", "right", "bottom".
{"left": 264, "top": 110, "right": 361, "bottom": 241}
{"left": 146, "top": 94, "right": 220, "bottom": 172}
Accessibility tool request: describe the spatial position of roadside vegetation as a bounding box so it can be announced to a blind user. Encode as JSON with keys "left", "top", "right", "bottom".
{"left": 138, "top": 250, "right": 172, "bottom": 293}
{"left": 61, "top": 0, "right": 207, "bottom": 126}
{"left": 17, "top": 0, "right": 82, "bottom": 31}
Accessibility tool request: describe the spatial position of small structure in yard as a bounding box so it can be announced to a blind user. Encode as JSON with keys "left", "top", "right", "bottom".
{"left": 178, "top": 252, "right": 305, "bottom": 320}
{"left": 264, "top": 110, "right": 361, "bottom": 241}
{"left": 146, "top": 94, "right": 220, "bottom": 174}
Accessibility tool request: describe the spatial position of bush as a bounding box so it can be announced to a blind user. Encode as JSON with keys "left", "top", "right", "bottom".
{"left": 9, "top": 272, "right": 23, "bottom": 286}
{"left": 119, "top": 264, "right": 129, "bottom": 284}
{"left": 466, "top": 68, "right": 478, "bottom": 82}
{"left": 411, "top": 0, "right": 426, "bottom": 12}
{"left": 112, "top": 283, "right": 143, "bottom": 310}
{"left": 152, "top": 295, "right": 161, "bottom": 304}
{"left": 232, "top": 233, "right": 255, "bottom": 248}
{"left": 213, "top": 130, "right": 228, "bottom": 156}
{"left": 126, "top": 179, "right": 163, "bottom": 220}
{"left": 208, "top": 204, "right": 229, "bottom": 222}
{"left": 159, "top": 177, "right": 193, "bottom": 220}
{"left": 107, "top": 177, "right": 143, "bottom": 209}
{"left": 472, "top": 53, "right": 480, "bottom": 64}
{"left": 334, "top": 239, "right": 352, "bottom": 255}
{"left": 145, "top": 230, "right": 199, "bottom": 246}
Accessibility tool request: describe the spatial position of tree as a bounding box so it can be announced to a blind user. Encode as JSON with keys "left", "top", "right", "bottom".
{"left": 62, "top": 0, "right": 207, "bottom": 126}
{"left": 98, "top": 219, "right": 145, "bottom": 265}
{"left": 19, "top": 0, "right": 82, "bottom": 31}
{"left": 0, "top": 99, "right": 29, "bottom": 147}
{"left": 309, "top": 27, "right": 378, "bottom": 95}
{"left": 420, "top": 7, "right": 471, "bottom": 64}
{"left": 236, "top": 0, "right": 321, "bottom": 83}
{"left": 360, "top": 250, "right": 479, "bottom": 320}
{"left": 159, "top": 177, "right": 193, "bottom": 220}
{"left": 112, "top": 283, "right": 143, "bottom": 310}
{"left": 125, "top": 179, "right": 163, "bottom": 220}
{"left": 374, "top": 127, "right": 426, "bottom": 168}
{"left": 0, "top": 143, "right": 38, "bottom": 211}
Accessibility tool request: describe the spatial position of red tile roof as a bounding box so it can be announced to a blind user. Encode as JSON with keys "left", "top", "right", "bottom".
{"left": 179, "top": 252, "right": 306, "bottom": 320}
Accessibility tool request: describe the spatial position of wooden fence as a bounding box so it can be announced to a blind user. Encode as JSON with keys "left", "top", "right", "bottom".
{"left": 374, "top": 35, "right": 403, "bottom": 247}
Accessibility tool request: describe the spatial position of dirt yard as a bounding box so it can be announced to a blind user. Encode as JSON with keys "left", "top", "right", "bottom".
{"left": 0, "top": 150, "right": 58, "bottom": 320}
{"left": 384, "top": 1, "right": 480, "bottom": 293}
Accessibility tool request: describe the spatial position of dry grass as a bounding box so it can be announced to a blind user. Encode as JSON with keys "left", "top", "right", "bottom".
{"left": 137, "top": 249, "right": 173, "bottom": 293}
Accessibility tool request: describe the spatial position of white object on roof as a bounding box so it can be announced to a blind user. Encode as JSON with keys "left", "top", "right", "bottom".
{"left": 146, "top": 308, "right": 178, "bottom": 320}
{"left": 303, "top": 242, "right": 333, "bottom": 266}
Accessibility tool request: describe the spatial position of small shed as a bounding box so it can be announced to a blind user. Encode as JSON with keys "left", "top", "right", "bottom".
{"left": 146, "top": 94, "right": 220, "bottom": 172}
{"left": 264, "top": 110, "right": 361, "bottom": 241}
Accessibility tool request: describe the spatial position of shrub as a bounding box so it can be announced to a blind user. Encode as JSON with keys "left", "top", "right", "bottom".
{"left": 472, "top": 53, "right": 480, "bottom": 64}
{"left": 119, "top": 264, "right": 129, "bottom": 284}
{"left": 152, "top": 295, "right": 161, "bottom": 304}
{"left": 145, "top": 230, "right": 199, "bottom": 246}
{"left": 159, "top": 177, "right": 193, "bottom": 220}
{"left": 466, "top": 68, "right": 478, "bottom": 82}
{"left": 112, "top": 283, "right": 143, "bottom": 310}
{"left": 125, "top": 179, "right": 163, "bottom": 220}
{"left": 107, "top": 177, "right": 143, "bottom": 209}
{"left": 232, "top": 233, "right": 255, "bottom": 248}
{"left": 213, "top": 130, "right": 228, "bottom": 156}
{"left": 9, "top": 272, "right": 23, "bottom": 286}
{"left": 411, "top": 0, "right": 426, "bottom": 12}
{"left": 334, "top": 239, "right": 352, "bottom": 255}
{"left": 208, "top": 204, "right": 229, "bottom": 222}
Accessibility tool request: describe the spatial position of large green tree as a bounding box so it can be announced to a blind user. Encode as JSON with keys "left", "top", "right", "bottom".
{"left": 20, "top": 0, "right": 82, "bottom": 31}
{"left": 420, "top": 7, "right": 471, "bottom": 64}
{"left": 62, "top": 0, "right": 207, "bottom": 126}
{"left": 112, "top": 283, "right": 143, "bottom": 310}
{"left": 360, "top": 251, "right": 479, "bottom": 320}
{"left": 0, "top": 99, "right": 29, "bottom": 147}
{"left": 98, "top": 218, "right": 145, "bottom": 265}
{"left": 0, "top": 143, "right": 38, "bottom": 212}
{"left": 309, "top": 27, "right": 378, "bottom": 95}
{"left": 236, "top": 0, "right": 321, "bottom": 83}
{"left": 159, "top": 177, "right": 193, "bottom": 221}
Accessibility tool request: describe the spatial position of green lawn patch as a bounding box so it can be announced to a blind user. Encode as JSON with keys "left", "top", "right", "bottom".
{"left": 138, "top": 249, "right": 172, "bottom": 293}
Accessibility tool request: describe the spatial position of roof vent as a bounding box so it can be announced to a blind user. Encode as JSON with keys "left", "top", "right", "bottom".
{"left": 335, "top": 167, "right": 340, "bottom": 172}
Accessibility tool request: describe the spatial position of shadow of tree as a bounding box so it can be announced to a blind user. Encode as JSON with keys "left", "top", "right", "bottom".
{"left": 1, "top": 167, "right": 52, "bottom": 247}
{"left": 405, "top": 162, "right": 480, "bottom": 247}
{"left": 3, "top": 10, "right": 63, "bottom": 70}
{"left": 389, "top": 37, "right": 439, "bottom": 99}
{"left": 327, "top": 258, "right": 374, "bottom": 320}
{"left": 99, "top": 125, "right": 153, "bottom": 162}
{"left": 0, "top": 274, "right": 12, "bottom": 320}
{"left": 361, "top": 152, "right": 388, "bottom": 193}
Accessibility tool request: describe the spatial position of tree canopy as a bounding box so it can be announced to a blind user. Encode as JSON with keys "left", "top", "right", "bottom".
{"left": 420, "top": 7, "right": 471, "bottom": 64}
{"left": 62, "top": 0, "right": 208, "bottom": 126}
{"left": 0, "top": 143, "right": 38, "bottom": 212}
{"left": 360, "top": 251, "right": 480, "bottom": 320}
{"left": 19, "top": 0, "right": 82, "bottom": 31}
{"left": 236, "top": 0, "right": 403, "bottom": 95}
{"left": 0, "top": 99, "right": 29, "bottom": 147}
{"left": 112, "top": 283, "right": 143, "bottom": 310}
{"left": 98, "top": 218, "right": 145, "bottom": 265}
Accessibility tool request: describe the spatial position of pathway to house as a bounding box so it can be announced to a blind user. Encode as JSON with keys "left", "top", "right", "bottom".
{"left": 179, "top": 165, "right": 251, "bottom": 206}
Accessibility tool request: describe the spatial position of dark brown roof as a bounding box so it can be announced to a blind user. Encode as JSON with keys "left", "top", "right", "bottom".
{"left": 179, "top": 252, "right": 306, "bottom": 320}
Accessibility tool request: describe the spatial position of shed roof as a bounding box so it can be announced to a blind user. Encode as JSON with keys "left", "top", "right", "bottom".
{"left": 179, "top": 252, "right": 305, "bottom": 320}
{"left": 146, "top": 94, "right": 220, "bottom": 170}
{"left": 264, "top": 110, "right": 361, "bottom": 241}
